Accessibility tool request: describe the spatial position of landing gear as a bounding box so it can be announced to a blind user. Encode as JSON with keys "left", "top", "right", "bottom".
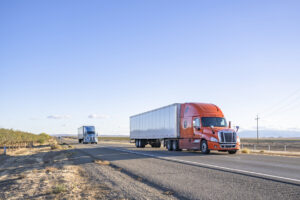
{"left": 150, "top": 140, "right": 161, "bottom": 148}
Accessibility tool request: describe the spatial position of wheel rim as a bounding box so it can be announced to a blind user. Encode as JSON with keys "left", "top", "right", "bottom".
{"left": 172, "top": 141, "right": 177, "bottom": 150}
{"left": 202, "top": 142, "right": 207, "bottom": 152}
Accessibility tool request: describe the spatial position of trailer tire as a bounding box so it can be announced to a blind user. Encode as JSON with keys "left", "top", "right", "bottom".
{"left": 201, "top": 140, "right": 210, "bottom": 154}
{"left": 137, "top": 139, "right": 141, "bottom": 148}
{"left": 167, "top": 140, "right": 173, "bottom": 151}
{"left": 172, "top": 140, "right": 178, "bottom": 151}
{"left": 228, "top": 150, "right": 237, "bottom": 154}
{"left": 135, "top": 140, "right": 139, "bottom": 148}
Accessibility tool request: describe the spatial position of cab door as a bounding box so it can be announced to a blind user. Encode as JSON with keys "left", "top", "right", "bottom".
{"left": 191, "top": 117, "right": 201, "bottom": 149}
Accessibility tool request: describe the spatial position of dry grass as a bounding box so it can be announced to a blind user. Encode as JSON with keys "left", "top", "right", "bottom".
{"left": 50, "top": 144, "right": 62, "bottom": 150}
{"left": 19, "top": 173, "right": 27, "bottom": 179}
{"left": 46, "top": 167, "right": 58, "bottom": 173}
{"left": 241, "top": 148, "right": 250, "bottom": 154}
{"left": 52, "top": 184, "right": 66, "bottom": 194}
{"left": 163, "top": 191, "right": 174, "bottom": 195}
{"left": 94, "top": 159, "right": 110, "bottom": 165}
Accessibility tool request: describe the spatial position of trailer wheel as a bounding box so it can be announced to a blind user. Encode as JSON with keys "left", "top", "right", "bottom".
{"left": 228, "top": 150, "right": 237, "bottom": 154}
{"left": 135, "top": 140, "right": 139, "bottom": 148}
{"left": 167, "top": 140, "right": 173, "bottom": 151}
{"left": 137, "top": 140, "right": 141, "bottom": 148}
{"left": 201, "top": 140, "right": 210, "bottom": 154}
{"left": 172, "top": 140, "right": 178, "bottom": 151}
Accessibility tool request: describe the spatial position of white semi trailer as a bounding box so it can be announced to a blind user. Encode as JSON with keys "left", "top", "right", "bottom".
{"left": 130, "top": 104, "right": 180, "bottom": 148}
{"left": 78, "top": 126, "right": 98, "bottom": 144}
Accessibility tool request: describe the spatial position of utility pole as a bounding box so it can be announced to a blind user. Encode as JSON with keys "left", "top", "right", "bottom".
{"left": 255, "top": 114, "right": 260, "bottom": 144}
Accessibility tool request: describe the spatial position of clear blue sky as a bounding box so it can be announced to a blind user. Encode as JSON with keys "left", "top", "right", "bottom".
{"left": 1, "top": 0, "right": 300, "bottom": 136}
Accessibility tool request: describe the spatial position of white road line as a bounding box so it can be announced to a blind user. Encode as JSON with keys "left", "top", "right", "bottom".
{"left": 99, "top": 145, "right": 300, "bottom": 183}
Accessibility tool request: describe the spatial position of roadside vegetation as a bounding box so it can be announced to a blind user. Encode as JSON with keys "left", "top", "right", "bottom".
{"left": 0, "top": 128, "right": 52, "bottom": 145}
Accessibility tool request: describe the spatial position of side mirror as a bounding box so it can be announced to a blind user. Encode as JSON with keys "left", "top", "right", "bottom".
{"left": 228, "top": 121, "right": 231, "bottom": 128}
{"left": 210, "top": 125, "right": 215, "bottom": 134}
{"left": 236, "top": 126, "right": 240, "bottom": 132}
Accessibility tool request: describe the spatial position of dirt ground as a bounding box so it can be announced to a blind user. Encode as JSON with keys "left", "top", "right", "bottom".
{"left": 0, "top": 145, "right": 176, "bottom": 200}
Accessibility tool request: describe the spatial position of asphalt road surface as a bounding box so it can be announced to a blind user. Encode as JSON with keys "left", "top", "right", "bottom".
{"left": 69, "top": 140, "right": 300, "bottom": 200}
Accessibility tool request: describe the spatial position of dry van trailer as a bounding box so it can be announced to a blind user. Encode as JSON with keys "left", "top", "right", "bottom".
{"left": 130, "top": 104, "right": 181, "bottom": 148}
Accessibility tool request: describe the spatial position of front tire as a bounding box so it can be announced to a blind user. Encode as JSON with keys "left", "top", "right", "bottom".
{"left": 201, "top": 140, "right": 210, "bottom": 154}
{"left": 228, "top": 150, "right": 237, "bottom": 154}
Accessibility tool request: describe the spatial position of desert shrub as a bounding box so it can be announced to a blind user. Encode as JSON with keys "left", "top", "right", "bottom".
{"left": 52, "top": 184, "right": 66, "bottom": 194}
{"left": 50, "top": 144, "right": 61, "bottom": 150}
{"left": 241, "top": 148, "right": 250, "bottom": 154}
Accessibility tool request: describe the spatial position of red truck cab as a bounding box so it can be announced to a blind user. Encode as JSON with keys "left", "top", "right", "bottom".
{"left": 178, "top": 103, "right": 240, "bottom": 154}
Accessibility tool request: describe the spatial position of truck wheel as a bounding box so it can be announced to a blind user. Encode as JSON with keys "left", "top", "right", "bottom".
{"left": 78, "top": 139, "right": 81, "bottom": 143}
{"left": 228, "top": 150, "right": 237, "bottom": 154}
{"left": 172, "top": 140, "right": 178, "bottom": 151}
{"left": 201, "top": 140, "right": 210, "bottom": 154}
{"left": 167, "top": 140, "right": 173, "bottom": 151}
{"left": 135, "top": 140, "right": 139, "bottom": 148}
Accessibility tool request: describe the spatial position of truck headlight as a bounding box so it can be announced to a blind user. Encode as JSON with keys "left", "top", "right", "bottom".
{"left": 210, "top": 137, "right": 218, "bottom": 143}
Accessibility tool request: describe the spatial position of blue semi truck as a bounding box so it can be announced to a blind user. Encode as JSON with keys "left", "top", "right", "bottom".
{"left": 78, "top": 126, "right": 98, "bottom": 144}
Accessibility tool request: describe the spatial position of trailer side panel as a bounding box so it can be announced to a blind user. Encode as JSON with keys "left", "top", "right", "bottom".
{"left": 130, "top": 104, "right": 180, "bottom": 139}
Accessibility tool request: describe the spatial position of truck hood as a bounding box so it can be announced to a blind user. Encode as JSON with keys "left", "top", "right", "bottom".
{"left": 203, "top": 127, "right": 235, "bottom": 134}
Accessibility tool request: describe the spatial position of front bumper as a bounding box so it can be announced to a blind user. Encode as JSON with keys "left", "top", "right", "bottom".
{"left": 207, "top": 141, "right": 240, "bottom": 150}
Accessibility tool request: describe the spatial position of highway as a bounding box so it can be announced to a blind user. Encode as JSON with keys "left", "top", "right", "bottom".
{"left": 70, "top": 140, "right": 300, "bottom": 200}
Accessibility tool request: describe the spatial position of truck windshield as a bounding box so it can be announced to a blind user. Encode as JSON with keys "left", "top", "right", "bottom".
{"left": 201, "top": 117, "right": 227, "bottom": 127}
{"left": 85, "top": 127, "right": 95, "bottom": 134}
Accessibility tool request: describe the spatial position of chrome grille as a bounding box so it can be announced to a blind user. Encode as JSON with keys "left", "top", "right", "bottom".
{"left": 218, "top": 131, "right": 236, "bottom": 143}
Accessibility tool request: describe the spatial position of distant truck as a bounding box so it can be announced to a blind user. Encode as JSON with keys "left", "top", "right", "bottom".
{"left": 130, "top": 103, "right": 240, "bottom": 154}
{"left": 78, "top": 126, "right": 98, "bottom": 144}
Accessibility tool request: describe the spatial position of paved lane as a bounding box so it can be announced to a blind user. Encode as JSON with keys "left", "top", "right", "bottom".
{"left": 99, "top": 142, "right": 300, "bottom": 182}
{"left": 72, "top": 141, "right": 300, "bottom": 200}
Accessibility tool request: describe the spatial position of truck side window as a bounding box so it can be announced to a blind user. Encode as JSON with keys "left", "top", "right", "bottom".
{"left": 193, "top": 118, "right": 201, "bottom": 129}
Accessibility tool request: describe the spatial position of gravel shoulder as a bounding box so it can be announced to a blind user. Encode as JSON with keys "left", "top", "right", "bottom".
{"left": 0, "top": 145, "right": 176, "bottom": 200}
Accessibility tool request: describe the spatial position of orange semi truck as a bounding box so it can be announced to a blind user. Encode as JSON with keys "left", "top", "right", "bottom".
{"left": 130, "top": 103, "right": 240, "bottom": 154}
